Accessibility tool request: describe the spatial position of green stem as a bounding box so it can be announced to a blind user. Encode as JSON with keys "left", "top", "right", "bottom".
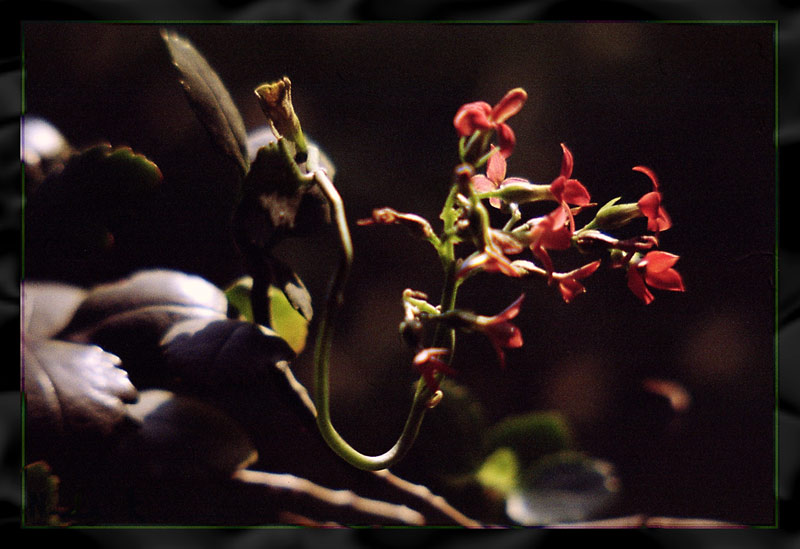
{"left": 311, "top": 169, "right": 436, "bottom": 471}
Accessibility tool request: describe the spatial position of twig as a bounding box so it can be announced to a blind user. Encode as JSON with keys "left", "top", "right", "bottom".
{"left": 372, "top": 469, "right": 482, "bottom": 527}
{"left": 233, "top": 469, "right": 426, "bottom": 526}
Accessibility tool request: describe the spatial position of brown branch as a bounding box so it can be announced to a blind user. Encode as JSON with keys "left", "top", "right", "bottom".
{"left": 372, "top": 469, "right": 482, "bottom": 527}
{"left": 233, "top": 469, "right": 426, "bottom": 526}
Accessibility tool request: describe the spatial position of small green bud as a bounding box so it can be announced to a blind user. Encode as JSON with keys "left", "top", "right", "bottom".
{"left": 483, "top": 182, "right": 554, "bottom": 205}
{"left": 585, "top": 197, "right": 642, "bottom": 231}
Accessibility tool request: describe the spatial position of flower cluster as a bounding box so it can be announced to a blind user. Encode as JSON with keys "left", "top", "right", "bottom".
{"left": 359, "top": 87, "right": 685, "bottom": 394}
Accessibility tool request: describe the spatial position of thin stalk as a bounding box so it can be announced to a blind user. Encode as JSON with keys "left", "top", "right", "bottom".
{"left": 310, "top": 169, "right": 436, "bottom": 471}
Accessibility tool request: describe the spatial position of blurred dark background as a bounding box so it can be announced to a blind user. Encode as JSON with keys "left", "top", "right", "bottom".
{"left": 21, "top": 22, "right": 776, "bottom": 526}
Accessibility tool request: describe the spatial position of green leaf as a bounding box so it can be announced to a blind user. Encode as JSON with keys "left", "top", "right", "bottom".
{"left": 225, "top": 275, "right": 309, "bottom": 353}
{"left": 57, "top": 270, "right": 233, "bottom": 389}
{"left": 115, "top": 389, "right": 258, "bottom": 478}
{"left": 475, "top": 447, "right": 519, "bottom": 497}
{"left": 486, "top": 411, "right": 574, "bottom": 467}
{"left": 225, "top": 276, "right": 255, "bottom": 323}
{"left": 268, "top": 285, "right": 308, "bottom": 354}
{"left": 24, "top": 461, "right": 67, "bottom": 526}
{"left": 161, "top": 29, "right": 250, "bottom": 178}
{"left": 24, "top": 144, "right": 163, "bottom": 283}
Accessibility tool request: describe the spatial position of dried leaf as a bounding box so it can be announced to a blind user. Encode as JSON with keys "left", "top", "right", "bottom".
{"left": 161, "top": 29, "right": 249, "bottom": 177}
{"left": 234, "top": 140, "right": 331, "bottom": 254}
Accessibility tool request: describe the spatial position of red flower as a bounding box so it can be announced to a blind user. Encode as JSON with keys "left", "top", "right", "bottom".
{"left": 633, "top": 166, "right": 672, "bottom": 233}
{"left": 552, "top": 260, "right": 602, "bottom": 303}
{"left": 549, "top": 144, "right": 591, "bottom": 208}
{"left": 473, "top": 294, "right": 525, "bottom": 368}
{"left": 472, "top": 147, "right": 530, "bottom": 209}
{"left": 527, "top": 205, "right": 573, "bottom": 275}
{"left": 453, "top": 88, "right": 528, "bottom": 158}
{"left": 627, "top": 250, "right": 686, "bottom": 304}
{"left": 412, "top": 348, "right": 455, "bottom": 392}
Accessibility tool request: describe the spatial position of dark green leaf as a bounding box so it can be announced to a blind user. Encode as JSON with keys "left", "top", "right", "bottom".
{"left": 57, "top": 270, "right": 232, "bottom": 388}
{"left": 234, "top": 140, "right": 331, "bottom": 252}
{"left": 115, "top": 389, "right": 258, "bottom": 478}
{"left": 24, "top": 144, "right": 163, "bottom": 284}
{"left": 161, "top": 29, "right": 250, "bottom": 177}
{"left": 486, "top": 410, "right": 575, "bottom": 466}
{"left": 160, "top": 316, "right": 297, "bottom": 394}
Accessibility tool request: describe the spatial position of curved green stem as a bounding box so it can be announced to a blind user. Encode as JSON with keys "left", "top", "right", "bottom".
{"left": 310, "top": 169, "right": 436, "bottom": 471}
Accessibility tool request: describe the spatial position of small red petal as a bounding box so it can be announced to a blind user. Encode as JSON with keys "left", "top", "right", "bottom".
{"left": 453, "top": 102, "right": 492, "bottom": 136}
{"left": 637, "top": 191, "right": 661, "bottom": 219}
{"left": 643, "top": 250, "right": 680, "bottom": 272}
{"left": 562, "top": 179, "right": 591, "bottom": 206}
{"left": 486, "top": 148, "right": 507, "bottom": 182}
{"left": 497, "top": 294, "right": 525, "bottom": 321}
{"left": 573, "top": 259, "right": 602, "bottom": 279}
{"left": 558, "top": 277, "right": 585, "bottom": 303}
{"left": 633, "top": 165, "right": 660, "bottom": 190}
{"left": 559, "top": 143, "right": 574, "bottom": 179}
{"left": 627, "top": 267, "right": 654, "bottom": 304}
{"left": 472, "top": 174, "right": 498, "bottom": 194}
{"left": 645, "top": 268, "right": 685, "bottom": 292}
{"left": 490, "top": 88, "right": 527, "bottom": 124}
{"left": 549, "top": 177, "right": 565, "bottom": 202}
{"left": 505, "top": 327, "right": 523, "bottom": 348}
{"left": 654, "top": 207, "right": 672, "bottom": 232}
{"left": 496, "top": 123, "right": 516, "bottom": 158}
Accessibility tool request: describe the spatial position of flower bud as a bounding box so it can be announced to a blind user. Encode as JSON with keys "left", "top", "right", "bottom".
{"left": 482, "top": 181, "right": 553, "bottom": 205}
{"left": 586, "top": 197, "right": 643, "bottom": 231}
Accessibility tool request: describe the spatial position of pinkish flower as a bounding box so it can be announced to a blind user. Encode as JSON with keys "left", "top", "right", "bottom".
{"left": 527, "top": 205, "right": 573, "bottom": 275}
{"left": 633, "top": 166, "right": 672, "bottom": 233}
{"left": 457, "top": 243, "right": 521, "bottom": 280}
{"left": 453, "top": 88, "right": 528, "bottom": 158}
{"left": 552, "top": 260, "right": 602, "bottom": 303}
{"left": 473, "top": 294, "right": 525, "bottom": 368}
{"left": 412, "top": 348, "right": 455, "bottom": 392}
{"left": 627, "top": 250, "right": 686, "bottom": 304}
{"left": 472, "top": 148, "right": 530, "bottom": 209}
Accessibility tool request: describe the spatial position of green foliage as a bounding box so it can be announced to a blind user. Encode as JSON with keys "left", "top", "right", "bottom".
{"left": 25, "top": 144, "right": 163, "bottom": 283}
{"left": 161, "top": 29, "right": 250, "bottom": 178}
{"left": 475, "top": 447, "right": 519, "bottom": 497}
{"left": 24, "top": 461, "right": 68, "bottom": 526}
{"left": 226, "top": 276, "right": 309, "bottom": 354}
{"left": 485, "top": 410, "right": 575, "bottom": 466}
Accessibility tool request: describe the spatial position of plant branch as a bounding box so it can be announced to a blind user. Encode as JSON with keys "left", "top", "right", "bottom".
{"left": 310, "top": 169, "right": 437, "bottom": 471}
